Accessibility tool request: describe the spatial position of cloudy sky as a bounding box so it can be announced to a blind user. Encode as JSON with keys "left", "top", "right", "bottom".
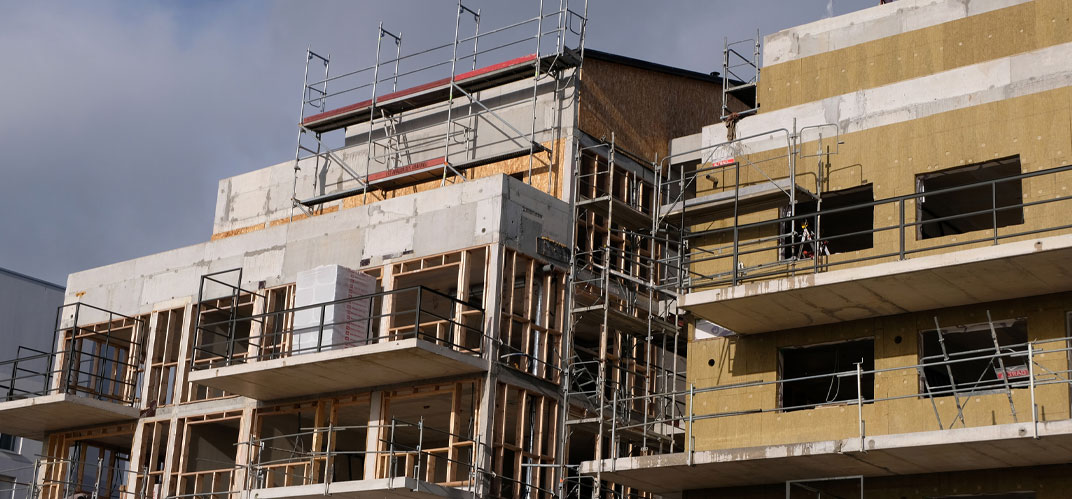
{"left": 0, "top": 0, "right": 876, "bottom": 286}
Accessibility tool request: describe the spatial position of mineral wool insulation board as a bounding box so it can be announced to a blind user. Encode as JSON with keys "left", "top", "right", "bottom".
{"left": 293, "top": 265, "right": 377, "bottom": 352}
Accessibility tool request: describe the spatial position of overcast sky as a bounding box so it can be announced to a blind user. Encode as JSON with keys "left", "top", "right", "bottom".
{"left": 0, "top": 0, "right": 877, "bottom": 286}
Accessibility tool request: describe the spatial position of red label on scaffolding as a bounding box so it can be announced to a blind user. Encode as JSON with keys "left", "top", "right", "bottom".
{"left": 995, "top": 365, "right": 1029, "bottom": 379}
{"left": 712, "top": 157, "right": 736, "bottom": 167}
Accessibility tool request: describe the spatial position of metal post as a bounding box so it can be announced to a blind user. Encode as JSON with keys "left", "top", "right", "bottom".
{"left": 856, "top": 363, "right": 865, "bottom": 452}
{"left": 442, "top": 1, "right": 465, "bottom": 187}
{"left": 527, "top": 0, "right": 547, "bottom": 185}
{"left": 90, "top": 456, "right": 103, "bottom": 499}
{"left": 986, "top": 310, "right": 1018, "bottom": 422}
{"left": 899, "top": 200, "right": 906, "bottom": 260}
{"left": 414, "top": 289, "right": 423, "bottom": 341}
{"left": 365, "top": 22, "right": 386, "bottom": 192}
{"left": 686, "top": 383, "right": 695, "bottom": 466}
{"left": 992, "top": 181, "right": 999, "bottom": 245}
{"left": 317, "top": 305, "right": 326, "bottom": 353}
{"left": 1029, "top": 342, "right": 1038, "bottom": 439}
{"left": 140, "top": 466, "right": 149, "bottom": 499}
{"left": 390, "top": 418, "right": 399, "bottom": 480}
{"left": 325, "top": 422, "right": 334, "bottom": 495}
{"left": 933, "top": 317, "right": 966, "bottom": 427}
{"left": 732, "top": 161, "right": 741, "bottom": 286}
{"left": 415, "top": 417, "right": 424, "bottom": 487}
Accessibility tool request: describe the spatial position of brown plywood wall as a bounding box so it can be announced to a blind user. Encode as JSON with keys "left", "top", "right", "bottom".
{"left": 579, "top": 57, "right": 745, "bottom": 161}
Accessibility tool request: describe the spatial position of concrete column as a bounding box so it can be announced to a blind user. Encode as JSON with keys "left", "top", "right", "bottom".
{"left": 474, "top": 243, "right": 505, "bottom": 496}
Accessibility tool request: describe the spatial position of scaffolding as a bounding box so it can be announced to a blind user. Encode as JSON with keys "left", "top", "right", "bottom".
{"left": 721, "top": 30, "right": 760, "bottom": 120}
{"left": 562, "top": 133, "right": 689, "bottom": 499}
{"left": 290, "top": 0, "right": 588, "bottom": 216}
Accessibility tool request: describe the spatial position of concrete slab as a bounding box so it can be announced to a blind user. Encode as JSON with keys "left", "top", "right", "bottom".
{"left": 187, "top": 338, "right": 487, "bottom": 401}
{"left": 580, "top": 419, "right": 1072, "bottom": 493}
{"left": 249, "top": 477, "right": 470, "bottom": 499}
{"left": 0, "top": 393, "right": 141, "bottom": 439}
{"left": 682, "top": 234, "right": 1072, "bottom": 334}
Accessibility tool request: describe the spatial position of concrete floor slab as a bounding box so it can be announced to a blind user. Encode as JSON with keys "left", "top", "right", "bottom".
{"left": 682, "top": 234, "right": 1072, "bottom": 334}
{"left": 580, "top": 419, "right": 1072, "bottom": 493}
{"left": 0, "top": 393, "right": 140, "bottom": 439}
{"left": 187, "top": 338, "right": 487, "bottom": 401}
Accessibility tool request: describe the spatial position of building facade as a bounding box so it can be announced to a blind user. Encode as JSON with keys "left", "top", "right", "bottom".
{"left": 581, "top": 0, "right": 1072, "bottom": 497}
{"left": 0, "top": 4, "right": 743, "bottom": 499}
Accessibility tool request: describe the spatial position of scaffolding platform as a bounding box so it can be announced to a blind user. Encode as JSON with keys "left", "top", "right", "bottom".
{"left": 0, "top": 393, "right": 141, "bottom": 440}
{"left": 659, "top": 178, "right": 815, "bottom": 225}
{"left": 577, "top": 195, "right": 652, "bottom": 230}
{"left": 301, "top": 52, "right": 579, "bottom": 134}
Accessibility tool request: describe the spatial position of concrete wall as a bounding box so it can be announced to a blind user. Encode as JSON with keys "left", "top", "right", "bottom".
{"left": 0, "top": 269, "right": 64, "bottom": 496}
{"left": 71, "top": 174, "right": 570, "bottom": 317}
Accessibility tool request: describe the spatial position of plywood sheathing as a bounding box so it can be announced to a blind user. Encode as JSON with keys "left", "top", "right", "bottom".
{"left": 759, "top": 0, "right": 1072, "bottom": 113}
{"left": 579, "top": 57, "right": 732, "bottom": 162}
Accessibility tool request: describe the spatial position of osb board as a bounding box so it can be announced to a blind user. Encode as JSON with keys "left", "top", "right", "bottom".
{"left": 690, "top": 463, "right": 1072, "bottom": 498}
{"left": 689, "top": 85, "right": 1072, "bottom": 282}
{"left": 578, "top": 58, "right": 743, "bottom": 162}
{"left": 210, "top": 138, "right": 564, "bottom": 240}
{"left": 758, "top": 0, "right": 1072, "bottom": 112}
{"left": 686, "top": 291, "right": 1072, "bottom": 452}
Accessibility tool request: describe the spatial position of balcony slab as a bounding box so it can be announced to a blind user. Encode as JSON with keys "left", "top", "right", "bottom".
{"left": 682, "top": 234, "right": 1072, "bottom": 334}
{"left": 188, "top": 338, "right": 487, "bottom": 401}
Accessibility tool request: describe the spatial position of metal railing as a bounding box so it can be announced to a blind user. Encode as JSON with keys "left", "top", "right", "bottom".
{"left": 240, "top": 418, "right": 475, "bottom": 493}
{"left": 29, "top": 456, "right": 137, "bottom": 499}
{"left": 589, "top": 334, "right": 1072, "bottom": 468}
{"left": 0, "top": 303, "right": 143, "bottom": 406}
{"left": 664, "top": 162, "right": 1072, "bottom": 291}
{"left": 190, "top": 284, "right": 486, "bottom": 370}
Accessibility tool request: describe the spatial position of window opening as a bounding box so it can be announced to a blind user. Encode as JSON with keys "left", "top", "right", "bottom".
{"left": 920, "top": 318, "right": 1028, "bottom": 395}
{"left": 782, "top": 184, "right": 874, "bottom": 259}
{"left": 917, "top": 156, "right": 1024, "bottom": 239}
{"left": 779, "top": 339, "right": 874, "bottom": 410}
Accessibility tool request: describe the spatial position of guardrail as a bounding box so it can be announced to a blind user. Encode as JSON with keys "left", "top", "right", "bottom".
{"left": 190, "top": 285, "right": 486, "bottom": 370}
{"left": 668, "top": 163, "right": 1072, "bottom": 291}
{"left": 0, "top": 303, "right": 143, "bottom": 406}
{"left": 593, "top": 335, "right": 1072, "bottom": 466}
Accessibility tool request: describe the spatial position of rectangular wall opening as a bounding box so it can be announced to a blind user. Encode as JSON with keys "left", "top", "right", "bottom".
{"left": 782, "top": 184, "right": 874, "bottom": 259}
{"left": 779, "top": 339, "right": 874, "bottom": 410}
{"left": 919, "top": 318, "right": 1028, "bottom": 394}
{"left": 917, "top": 156, "right": 1024, "bottom": 240}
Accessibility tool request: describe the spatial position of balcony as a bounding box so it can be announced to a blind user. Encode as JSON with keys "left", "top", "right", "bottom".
{"left": 677, "top": 163, "right": 1072, "bottom": 334}
{"left": 578, "top": 335, "right": 1072, "bottom": 492}
{"left": 242, "top": 418, "right": 475, "bottom": 499}
{"left": 0, "top": 303, "right": 144, "bottom": 439}
{"left": 187, "top": 284, "right": 488, "bottom": 401}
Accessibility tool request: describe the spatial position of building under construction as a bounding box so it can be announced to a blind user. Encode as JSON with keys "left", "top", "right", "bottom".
{"left": 4, "top": 0, "right": 1072, "bottom": 498}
